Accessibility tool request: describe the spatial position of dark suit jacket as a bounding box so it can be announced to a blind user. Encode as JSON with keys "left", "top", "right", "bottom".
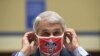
{"left": 12, "top": 48, "right": 75, "bottom": 56}
{"left": 12, "top": 48, "right": 91, "bottom": 56}
{"left": 31, "top": 48, "right": 75, "bottom": 56}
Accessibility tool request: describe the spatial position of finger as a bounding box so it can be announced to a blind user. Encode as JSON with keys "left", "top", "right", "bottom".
{"left": 63, "top": 33, "right": 70, "bottom": 46}
{"left": 67, "top": 28, "right": 77, "bottom": 38}
{"left": 31, "top": 41, "right": 38, "bottom": 54}
{"left": 63, "top": 35, "right": 67, "bottom": 44}
{"left": 27, "top": 32, "right": 36, "bottom": 43}
{"left": 64, "top": 32, "right": 72, "bottom": 42}
{"left": 30, "top": 45, "right": 37, "bottom": 54}
{"left": 65, "top": 28, "right": 77, "bottom": 43}
{"left": 33, "top": 39, "right": 38, "bottom": 47}
{"left": 23, "top": 32, "right": 33, "bottom": 41}
{"left": 22, "top": 32, "right": 34, "bottom": 46}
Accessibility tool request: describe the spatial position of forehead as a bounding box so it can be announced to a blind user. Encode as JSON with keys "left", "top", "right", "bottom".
{"left": 36, "top": 21, "right": 63, "bottom": 32}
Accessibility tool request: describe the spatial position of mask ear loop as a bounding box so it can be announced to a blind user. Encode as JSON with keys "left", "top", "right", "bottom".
{"left": 35, "top": 33, "right": 39, "bottom": 38}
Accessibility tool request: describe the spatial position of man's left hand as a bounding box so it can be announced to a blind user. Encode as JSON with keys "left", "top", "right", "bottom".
{"left": 63, "top": 28, "right": 79, "bottom": 52}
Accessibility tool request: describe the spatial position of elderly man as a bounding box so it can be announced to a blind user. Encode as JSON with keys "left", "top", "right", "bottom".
{"left": 13, "top": 11, "right": 90, "bottom": 56}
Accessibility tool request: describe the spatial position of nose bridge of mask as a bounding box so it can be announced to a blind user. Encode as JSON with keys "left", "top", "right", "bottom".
{"left": 35, "top": 33, "right": 64, "bottom": 38}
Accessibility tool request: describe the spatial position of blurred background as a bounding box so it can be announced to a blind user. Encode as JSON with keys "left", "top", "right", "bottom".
{"left": 0, "top": 0, "right": 100, "bottom": 56}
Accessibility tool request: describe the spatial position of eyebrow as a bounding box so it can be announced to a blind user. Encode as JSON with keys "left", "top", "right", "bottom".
{"left": 55, "top": 28, "right": 60, "bottom": 30}
{"left": 37, "top": 27, "right": 62, "bottom": 33}
{"left": 42, "top": 29, "right": 49, "bottom": 32}
{"left": 53, "top": 28, "right": 61, "bottom": 31}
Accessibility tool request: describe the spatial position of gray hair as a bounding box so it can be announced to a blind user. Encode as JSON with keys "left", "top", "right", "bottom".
{"left": 33, "top": 11, "right": 66, "bottom": 32}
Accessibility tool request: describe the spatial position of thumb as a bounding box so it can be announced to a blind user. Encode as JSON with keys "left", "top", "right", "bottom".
{"left": 63, "top": 33, "right": 69, "bottom": 46}
{"left": 30, "top": 41, "right": 38, "bottom": 54}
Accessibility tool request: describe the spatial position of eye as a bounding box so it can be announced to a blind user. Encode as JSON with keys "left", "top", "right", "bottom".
{"left": 53, "top": 31, "right": 62, "bottom": 36}
{"left": 41, "top": 32, "right": 50, "bottom": 37}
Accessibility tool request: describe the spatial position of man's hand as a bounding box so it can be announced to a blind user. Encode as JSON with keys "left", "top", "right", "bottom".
{"left": 20, "top": 32, "right": 38, "bottom": 56}
{"left": 63, "top": 28, "right": 79, "bottom": 52}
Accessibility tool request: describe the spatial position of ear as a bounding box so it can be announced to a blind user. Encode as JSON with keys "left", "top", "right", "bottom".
{"left": 64, "top": 32, "right": 67, "bottom": 38}
{"left": 27, "top": 32, "right": 36, "bottom": 43}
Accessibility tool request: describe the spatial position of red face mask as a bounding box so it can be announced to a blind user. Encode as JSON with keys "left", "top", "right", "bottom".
{"left": 36, "top": 34, "right": 63, "bottom": 56}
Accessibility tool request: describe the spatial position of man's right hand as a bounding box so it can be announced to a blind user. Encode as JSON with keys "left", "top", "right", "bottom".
{"left": 20, "top": 32, "right": 38, "bottom": 56}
